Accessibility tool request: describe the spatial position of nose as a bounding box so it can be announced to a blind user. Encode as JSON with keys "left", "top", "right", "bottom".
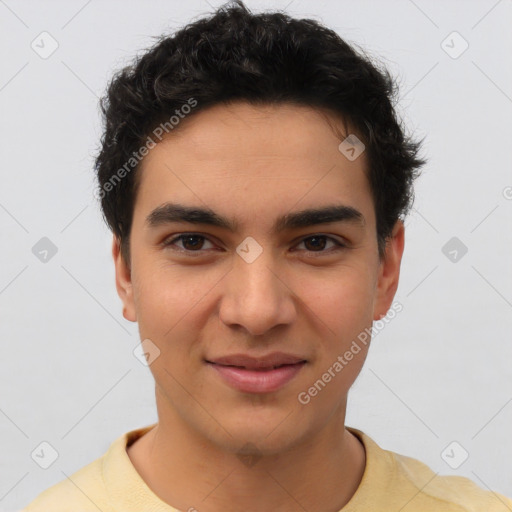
{"left": 218, "top": 248, "right": 296, "bottom": 337}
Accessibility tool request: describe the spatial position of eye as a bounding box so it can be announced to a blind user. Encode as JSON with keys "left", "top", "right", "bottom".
{"left": 162, "top": 233, "right": 346, "bottom": 256}
{"left": 162, "top": 233, "right": 215, "bottom": 253}
{"left": 293, "top": 235, "right": 346, "bottom": 254}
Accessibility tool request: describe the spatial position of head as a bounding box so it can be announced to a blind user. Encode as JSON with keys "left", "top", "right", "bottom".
{"left": 95, "top": 1, "right": 426, "bottom": 455}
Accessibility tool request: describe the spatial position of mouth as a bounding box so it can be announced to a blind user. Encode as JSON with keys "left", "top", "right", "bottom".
{"left": 205, "top": 354, "right": 307, "bottom": 393}
{"left": 206, "top": 352, "right": 307, "bottom": 369}
{"left": 212, "top": 363, "right": 303, "bottom": 370}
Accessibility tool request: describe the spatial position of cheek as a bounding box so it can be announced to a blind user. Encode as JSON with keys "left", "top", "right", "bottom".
{"left": 130, "top": 261, "right": 228, "bottom": 384}
{"left": 296, "top": 265, "right": 375, "bottom": 390}
{"left": 298, "top": 265, "right": 376, "bottom": 335}
{"left": 298, "top": 274, "right": 374, "bottom": 407}
{"left": 131, "top": 259, "right": 216, "bottom": 335}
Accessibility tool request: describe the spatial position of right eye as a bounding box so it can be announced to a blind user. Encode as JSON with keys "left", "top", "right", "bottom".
{"left": 162, "top": 233, "right": 217, "bottom": 254}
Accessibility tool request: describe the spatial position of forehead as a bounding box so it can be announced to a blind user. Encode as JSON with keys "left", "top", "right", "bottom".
{"left": 151, "top": 102, "right": 357, "bottom": 163}
{"left": 134, "top": 102, "right": 374, "bottom": 229}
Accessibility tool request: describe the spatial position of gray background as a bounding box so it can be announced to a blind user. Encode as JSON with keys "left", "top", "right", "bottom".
{"left": 1, "top": 0, "right": 511, "bottom": 510}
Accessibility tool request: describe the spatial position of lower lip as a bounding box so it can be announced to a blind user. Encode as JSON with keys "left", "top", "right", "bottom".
{"left": 208, "top": 362, "right": 306, "bottom": 393}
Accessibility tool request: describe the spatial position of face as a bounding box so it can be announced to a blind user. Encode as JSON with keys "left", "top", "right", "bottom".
{"left": 114, "top": 102, "right": 404, "bottom": 455}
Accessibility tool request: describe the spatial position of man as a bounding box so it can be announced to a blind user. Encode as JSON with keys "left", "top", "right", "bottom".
{"left": 23, "top": 1, "right": 512, "bottom": 511}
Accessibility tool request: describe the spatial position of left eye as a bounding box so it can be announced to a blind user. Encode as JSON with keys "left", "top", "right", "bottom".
{"left": 294, "top": 235, "right": 345, "bottom": 253}
{"left": 162, "top": 233, "right": 345, "bottom": 254}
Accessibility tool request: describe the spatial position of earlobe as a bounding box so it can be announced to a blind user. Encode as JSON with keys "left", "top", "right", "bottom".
{"left": 372, "top": 220, "right": 405, "bottom": 321}
{"left": 112, "top": 236, "right": 137, "bottom": 322}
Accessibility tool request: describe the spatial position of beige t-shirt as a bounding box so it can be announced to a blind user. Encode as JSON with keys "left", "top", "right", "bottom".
{"left": 23, "top": 423, "right": 512, "bottom": 511}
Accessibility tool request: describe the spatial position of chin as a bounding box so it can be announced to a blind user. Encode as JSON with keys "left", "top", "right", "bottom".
{"left": 211, "top": 415, "right": 307, "bottom": 455}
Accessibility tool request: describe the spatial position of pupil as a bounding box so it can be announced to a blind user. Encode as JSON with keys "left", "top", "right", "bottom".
{"left": 183, "top": 235, "right": 203, "bottom": 250}
{"left": 305, "top": 236, "right": 325, "bottom": 251}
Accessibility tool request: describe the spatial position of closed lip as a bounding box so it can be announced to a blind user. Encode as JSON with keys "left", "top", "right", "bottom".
{"left": 205, "top": 352, "right": 307, "bottom": 370}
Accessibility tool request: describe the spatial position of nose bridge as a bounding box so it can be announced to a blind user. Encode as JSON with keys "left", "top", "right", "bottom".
{"left": 219, "top": 237, "right": 295, "bottom": 335}
{"left": 235, "top": 237, "right": 283, "bottom": 305}
{"left": 237, "top": 243, "right": 279, "bottom": 294}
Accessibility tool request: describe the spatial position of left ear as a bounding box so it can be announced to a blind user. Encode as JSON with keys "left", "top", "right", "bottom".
{"left": 372, "top": 219, "right": 405, "bottom": 321}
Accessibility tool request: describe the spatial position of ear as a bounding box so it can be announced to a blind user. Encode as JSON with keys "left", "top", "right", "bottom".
{"left": 372, "top": 220, "right": 405, "bottom": 321}
{"left": 112, "top": 236, "right": 137, "bottom": 322}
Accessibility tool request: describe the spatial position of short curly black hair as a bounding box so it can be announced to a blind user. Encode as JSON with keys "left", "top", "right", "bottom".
{"left": 94, "top": 0, "right": 426, "bottom": 264}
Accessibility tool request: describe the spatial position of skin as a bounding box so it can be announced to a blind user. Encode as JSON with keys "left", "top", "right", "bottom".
{"left": 113, "top": 101, "right": 405, "bottom": 512}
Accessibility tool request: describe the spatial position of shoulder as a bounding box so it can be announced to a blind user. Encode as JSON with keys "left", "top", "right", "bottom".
{"left": 22, "top": 425, "right": 155, "bottom": 512}
{"left": 349, "top": 428, "right": 512, "bottom": 512}
{"left": 22, "top": 455, "right": 110, "bottom": 512}
{"left": 391, "top": 448, "right": 512, "bottom": 511}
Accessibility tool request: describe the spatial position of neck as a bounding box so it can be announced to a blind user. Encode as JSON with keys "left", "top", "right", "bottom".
{"left": 127, "top": 400, "right": 365, "bottom": 512}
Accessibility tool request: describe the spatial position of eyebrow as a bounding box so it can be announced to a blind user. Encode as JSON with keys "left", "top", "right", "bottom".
{"left": 146, "top": 202, "right": 366, "bottom": 233}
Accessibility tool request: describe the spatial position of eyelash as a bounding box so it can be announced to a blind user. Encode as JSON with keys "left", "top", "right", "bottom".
{"left": 161, "top": 233, "right": 347, "bottom": 257}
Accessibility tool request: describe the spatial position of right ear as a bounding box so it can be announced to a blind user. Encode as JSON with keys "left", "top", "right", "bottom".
{"left": 112, "top": 236, "right": 137, "bottom": 322}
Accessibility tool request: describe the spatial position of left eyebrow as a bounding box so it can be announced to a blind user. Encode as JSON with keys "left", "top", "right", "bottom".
{"left": 145, "top": 202, "right": 366, "bottom": 234}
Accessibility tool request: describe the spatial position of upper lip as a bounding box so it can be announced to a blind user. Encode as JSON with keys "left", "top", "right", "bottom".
{"left": 206, "top": 352, "right": 307, "bottom": 370}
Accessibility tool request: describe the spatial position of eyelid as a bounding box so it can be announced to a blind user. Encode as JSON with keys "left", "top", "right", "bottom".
{"left": 162, "top": 232, "right": 348, "bottom": 255}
